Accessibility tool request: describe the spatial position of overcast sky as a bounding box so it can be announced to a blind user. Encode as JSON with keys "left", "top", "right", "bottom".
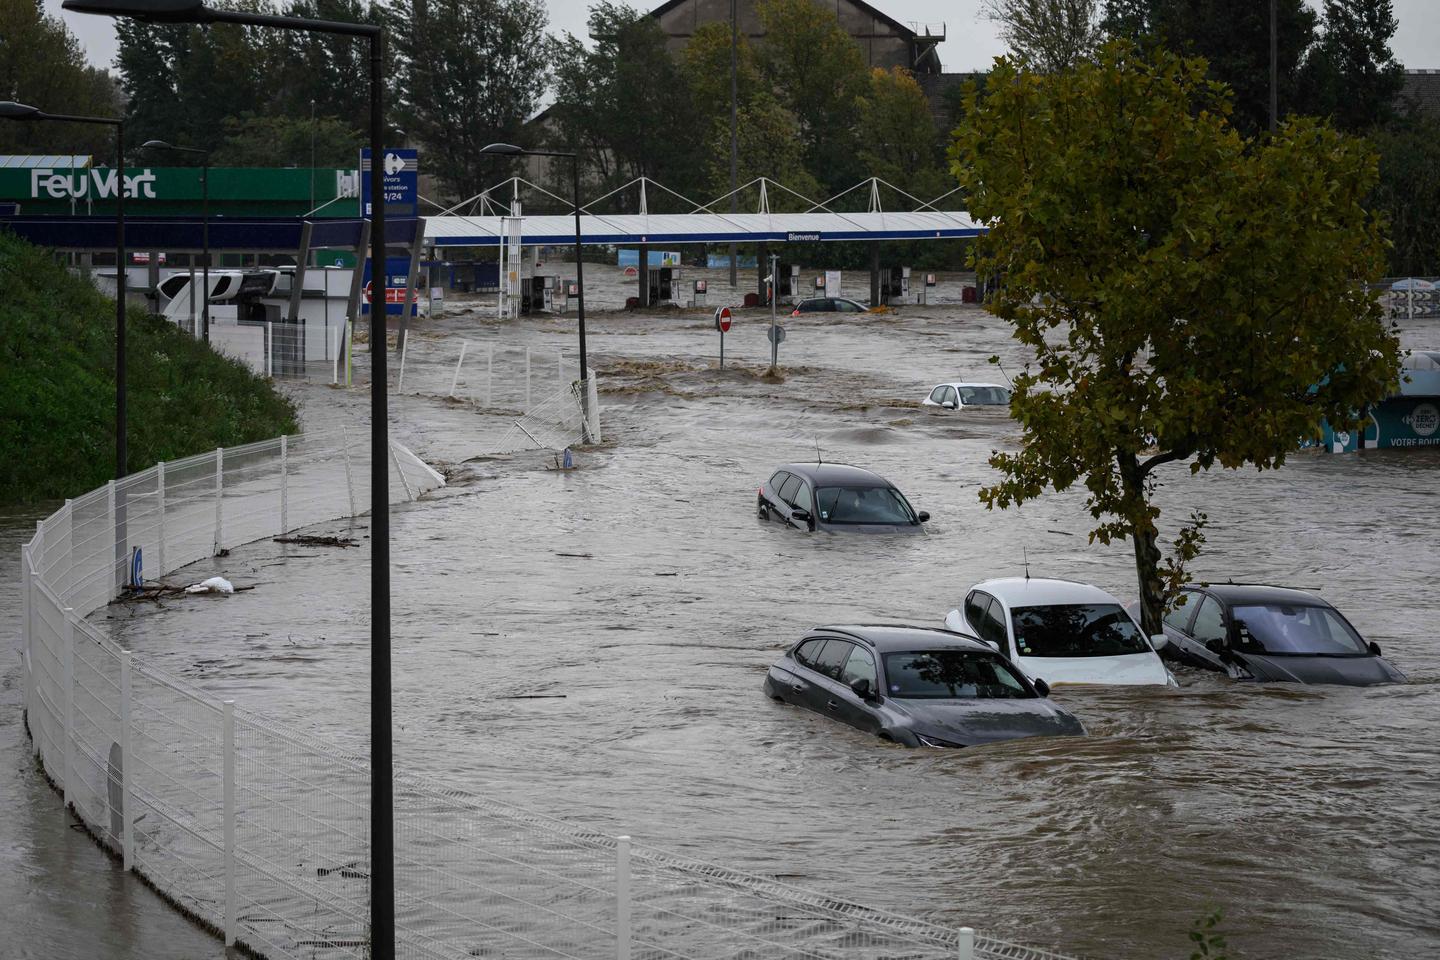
{"left": 46, "top": 0, "right": 1440, "bottom": 75}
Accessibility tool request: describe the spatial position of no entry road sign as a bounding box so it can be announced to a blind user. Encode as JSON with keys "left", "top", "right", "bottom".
{"left": 714, "top": 305, "right": 733, "bottom": 333}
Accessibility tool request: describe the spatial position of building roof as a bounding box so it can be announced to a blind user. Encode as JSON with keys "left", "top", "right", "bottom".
{"left": 0, "top": 155, "right": 91, "bottom": 169}
{"left": 425, "top": 210, "right": 982, "bottom": 247}
{"left": 646, "top": 0, "right": 919, "bottom": 41}
{"left": 1401, "top": 69, "right": 1440, "bottom": 117}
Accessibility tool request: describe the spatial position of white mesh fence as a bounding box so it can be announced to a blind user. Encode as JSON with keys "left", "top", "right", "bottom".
{"left": 20, "top": 430, "right": 1074, "bottom": 960}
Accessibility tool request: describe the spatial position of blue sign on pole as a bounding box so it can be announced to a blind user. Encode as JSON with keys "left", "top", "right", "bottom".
{"left": 361, "top": 256, "right": 417, "bottom": 317}
{"left": 359, "top": 147, "right": 418, "bottom": 219}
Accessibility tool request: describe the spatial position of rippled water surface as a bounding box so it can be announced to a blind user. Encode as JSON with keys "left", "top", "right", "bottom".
{"left": 50, "top": 269, "right": 1440, "bottom": 958}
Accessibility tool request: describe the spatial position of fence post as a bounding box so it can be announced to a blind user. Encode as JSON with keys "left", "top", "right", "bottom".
{"left": 156, "top": 461, "right": 166, "bottom": 577}
{"left": 397, "top": 333, "right": 409, "bottom": 393}
{"left": 486, "top": 344, "right": 493, "bottom": 407}
{"left": 223, "top": 699, "right": 236, "bottom": 946}
{"left": 525, "top": 346, "right": 532, "bottom": 412}
{"left": 62, "top": 607, "right": 75, "bottom": 808}
{"left": 280, "top": 435, "right": 289, "bottom": 534}
{"left": 389, "top": 441, "right": 414, "bottom": 501}
{"left": 616, "top": 836, "right": 632, "bottom": 960}
{"left": 108, "top": 480, "right": 117, "bottom": 593}
{"left": 957, "top": 927, "right": 975, "bottom": 960}
{"left": 450, "top": 340, "right": 468, "bottom": 397}
{"left": 558, "top": 348, "right": 564, "bottom": 388}
{"left": 213, "top": 448, "right": 224, "bottom": 555}
{"left": 120, "top": 649, "right": 133, "bottom": 871}
{"left": 342, "top": 427, "right": 356, "bottom": 516}
{"left": 265, "top": 322, "right": 273, "bottom": 378}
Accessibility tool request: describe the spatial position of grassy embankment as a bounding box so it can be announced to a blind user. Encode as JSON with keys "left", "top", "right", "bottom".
{"left": 0, "top": 231, "right": 298, "bottom": 503}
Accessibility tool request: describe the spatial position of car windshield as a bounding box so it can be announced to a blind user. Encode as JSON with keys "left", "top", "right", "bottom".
{"left": 814, "top": 486, "right": 915, "bottom": 525}
{"left": 883, "top": 651, "right": 1034, "bottom": 699}
{"left": 957, "top": 386, "right": 1011, "bottom": 405}
{"left": 1230, "top": 604, "right": 1368, "bottom": 656}
{"left": 1010, "top": 603, "right": 1150, "bottom": 657}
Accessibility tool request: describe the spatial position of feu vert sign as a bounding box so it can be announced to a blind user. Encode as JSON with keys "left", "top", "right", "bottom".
{"left": 28, "top": 167, "right": 159, "bottom": 200}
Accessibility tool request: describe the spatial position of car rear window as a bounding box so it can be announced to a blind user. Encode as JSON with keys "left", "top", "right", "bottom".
{"left": 882, "top": 651, "right": 1033, "bottom": 699}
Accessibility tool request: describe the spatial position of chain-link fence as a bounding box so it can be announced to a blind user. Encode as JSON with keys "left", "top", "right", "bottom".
{"left": 20, "top": 432, "right": 1074, "bottom": 960}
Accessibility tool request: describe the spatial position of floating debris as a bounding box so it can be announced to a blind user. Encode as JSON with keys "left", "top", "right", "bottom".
{"left": 274, "top": 534, "right": 359, "bottom": 548}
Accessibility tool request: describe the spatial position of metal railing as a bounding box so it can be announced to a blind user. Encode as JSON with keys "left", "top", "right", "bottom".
{"left": 19, "top": 432, "right": 1073, "bottom": 960}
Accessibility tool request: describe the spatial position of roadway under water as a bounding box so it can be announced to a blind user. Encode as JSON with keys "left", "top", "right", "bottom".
{"left": 11, "top": 267, "right": 1438, "bottom": 958}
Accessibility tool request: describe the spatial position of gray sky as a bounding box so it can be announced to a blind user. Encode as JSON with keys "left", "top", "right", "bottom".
{"left": 46, "top": 0, "right": 1440, "bottom": 75}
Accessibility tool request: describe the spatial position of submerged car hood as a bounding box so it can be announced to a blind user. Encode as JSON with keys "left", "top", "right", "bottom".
{"left": 1237, "top": 652, "right": 1405, "bottom": 686}
{"left": 891, "top": 697, "right": 1084, "bottom": 746}
{"left": 1015, "top": 652, "right": 1171, "bottom": 686}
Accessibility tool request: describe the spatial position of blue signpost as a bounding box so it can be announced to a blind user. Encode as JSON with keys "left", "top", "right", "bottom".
{"left": 360, "top": 147, "right": 418, "bottom": 218}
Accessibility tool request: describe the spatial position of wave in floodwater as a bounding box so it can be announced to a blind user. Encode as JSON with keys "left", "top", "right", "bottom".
{"left": 70, "top": 281, "right": 1440, "bottom": 959}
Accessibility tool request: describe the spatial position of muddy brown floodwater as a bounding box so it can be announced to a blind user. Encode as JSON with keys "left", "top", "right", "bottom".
{"left": 12, "top": 266, "right": 1440, "bottom": 959}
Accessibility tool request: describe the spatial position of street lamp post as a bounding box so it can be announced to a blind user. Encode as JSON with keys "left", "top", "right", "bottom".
{"left": 478, "top": 143, "right": 589, "bottom": 385}
{"left": 61, "top": 2, "right": 395, "bottom": 956}
{"left": 0, "top": 100, "right": 127, "bottom": 479}
{"left": 142, "top": 140, "right": 209, "bottom": 341}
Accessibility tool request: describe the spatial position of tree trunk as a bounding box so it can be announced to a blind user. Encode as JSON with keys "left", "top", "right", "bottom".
{"left": 1119, "top": 454, "right": 1166, "bottom": 637}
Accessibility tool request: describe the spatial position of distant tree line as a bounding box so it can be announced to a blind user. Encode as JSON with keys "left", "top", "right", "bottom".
{"left": 0, "top": 0, "right": 1434, "bottom": 273}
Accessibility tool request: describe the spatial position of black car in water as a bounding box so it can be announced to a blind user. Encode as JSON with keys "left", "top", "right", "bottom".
{"left": 763, "top": 624, "right": 1086, "bottom": 748}
{"left": 1156, "top": 584, "right": 1405, "bottom": 685}
{"left": 757, "top": 463, "right": 928, "bottom": 534}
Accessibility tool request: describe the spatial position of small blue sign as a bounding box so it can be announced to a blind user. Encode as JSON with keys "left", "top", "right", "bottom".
{"left": 360, "top": 256, "right": 419, "bottom": 316}
{"left": 360, "top": 147, "right": 418, "bottom": 219}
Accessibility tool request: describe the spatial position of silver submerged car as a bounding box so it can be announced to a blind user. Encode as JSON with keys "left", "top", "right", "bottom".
{"left": 763, "top": 625, "right": 1086, "bottom": 748}
{"left": 757, "top": 463, "right": 929, "bottom": 534}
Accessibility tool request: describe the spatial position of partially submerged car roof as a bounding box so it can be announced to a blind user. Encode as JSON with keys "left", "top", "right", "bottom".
{"left": 810, "top": 624, "right": 993, "bottom": 653}
{"left": 938, "top": 381, "right": 1008, "bottom": 390}
{"left": 1193, "top": 583, "right": 1327, "bottom": 606}
{"left": 975, "top": 577, "right": 1121, "bottom": 607}
{"left": 780, "top": 462, "right": 891, "bottom": 487}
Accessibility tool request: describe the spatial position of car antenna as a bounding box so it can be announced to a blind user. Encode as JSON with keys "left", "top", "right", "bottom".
{"left": 1023, "top": 546, "right": 1030, "bottom": 581}
{"left": 815, "top": 437, "right": 823, "bottom": 464}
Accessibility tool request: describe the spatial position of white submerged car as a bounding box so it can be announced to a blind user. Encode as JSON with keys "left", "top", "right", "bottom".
{"left": 922, "top": 382, "right": 1012, "bottom": 410}
{"left": 944, "top": 578, "right": 1175, "bottom": 687}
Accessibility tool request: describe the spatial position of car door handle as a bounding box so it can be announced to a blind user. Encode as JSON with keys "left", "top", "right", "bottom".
{"left": 790, "top": 683, "right": 805, "bottom": 693}
{"left": 826, "top": 700, "right": 839, "bottom": 711}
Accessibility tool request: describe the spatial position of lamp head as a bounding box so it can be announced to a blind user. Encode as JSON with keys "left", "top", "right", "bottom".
{"left": 141, "top": 139, "right": 173, "bottom": 150}
{"left": 0, "top": 101, "right": 42, "bottom": 120}
{"left": 62, "top": 0, "right": 211, "bottom": 23}
{"left": 479, "top": 143, "right": 525, "bottom": 157}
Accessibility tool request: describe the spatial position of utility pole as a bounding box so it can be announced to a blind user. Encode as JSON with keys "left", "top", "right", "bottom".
{"left": 728, "top": 0, "right": 738, "bottom": 288}
{"left": 1269, "top": 0, "right": 1278, "bottom": 133}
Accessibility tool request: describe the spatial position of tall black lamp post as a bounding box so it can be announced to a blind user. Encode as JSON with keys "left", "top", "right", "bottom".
{"left": 477, "top": 142, "right": 588, "bottom": 384}
{"left": 61, "top": 2, "right": 395, "bottom": 956}
{"left": 0, "top": 100, "right": 127, "bottom": 479}
{"left": 141, "top": 140, "right": 209, "bottom": 341}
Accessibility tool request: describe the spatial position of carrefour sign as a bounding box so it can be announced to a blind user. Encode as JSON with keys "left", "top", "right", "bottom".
{"left": 30, "top": 168, "right": 159, "bottom": 200}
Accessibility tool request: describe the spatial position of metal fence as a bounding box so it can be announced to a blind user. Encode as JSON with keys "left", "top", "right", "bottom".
{"left": 19, "top": 433, "right": 1074, "bottom": 960}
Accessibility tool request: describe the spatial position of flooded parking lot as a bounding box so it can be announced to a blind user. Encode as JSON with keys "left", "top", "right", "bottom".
{"left": 50, "top": 267, "right": 1440, "bottom": 958}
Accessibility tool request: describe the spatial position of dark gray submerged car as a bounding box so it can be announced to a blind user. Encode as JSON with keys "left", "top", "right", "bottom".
{"left": 758, "top": 463, "right": 929, "bottom": 535}
{"left": 763, "top": 625, "right": 1086, "bottom": 748}
{"left": 1155, "top": 584, "right": 1405, "bottom": 685}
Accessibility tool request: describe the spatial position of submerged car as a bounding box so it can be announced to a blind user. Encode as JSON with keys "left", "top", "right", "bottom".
{"left": 944, "top": 578, "right": 1174, "bottom": 686}
{"left": 791, "top": 297, "right": 869, "bottom": 315}
{"left": 757, "top": 463, "right": 929, "bottom": 534}
{"left": 922, "top": 382, "right": 1012, "bottom": 410}
{"left": 763, "top": 624, "right": 1085, "bottom": 748}
{"left": 1156, "top": 583, "right": 1405, "bottom": 685}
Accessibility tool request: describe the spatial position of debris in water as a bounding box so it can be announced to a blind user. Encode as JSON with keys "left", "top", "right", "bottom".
{"left": 274, "top": 535, "right": 359, "bottom": 548}
{"left": 555, "top": 552, "right": 593, "bottom": 559}
{"left": 186, "top": 576, "right": 235, "bottom": 594}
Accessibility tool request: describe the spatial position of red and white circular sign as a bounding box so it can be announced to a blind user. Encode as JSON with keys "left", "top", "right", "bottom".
{"left": 715, "top": 305, "right": 733, "bottom": 333}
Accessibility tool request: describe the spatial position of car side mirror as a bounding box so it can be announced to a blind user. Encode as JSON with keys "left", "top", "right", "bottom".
{"left": 917, "top": 511, "right": 930, "bottom": 523}
{"left": 849, "top": 677, "right": 876, "bottom": 701}
{"left": 1149, "top": 633, "right": 1169, "bottom": 651}
{"left": 1204, "top": 638, "right": 1226, "bottom": 656}
{"left": 1368, "top": 641, "right": 1382, "bottom": 657}
{"left": 1033, "top": 678, "right": 1050, "bottom": 698}
{"left": 942, "top": 400, "right": 957, "bottom": 409}
{"left": 790, "top": 508, "right": 812, "bottom": 523}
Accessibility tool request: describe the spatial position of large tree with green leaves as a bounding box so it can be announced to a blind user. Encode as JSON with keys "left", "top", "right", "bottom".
{"left": 952, "top": 43, "right": 1402, "bottom": 633}
{"left": 1101, "top": 0, "right": 1318, "bottom": 134}
{"left": 857, "top": 67, "right": 949, "bottom": 201}
{"left": 983, "top": 0, "right": 1103, "bottom": 73}
{"left": 1296, "top": 0, "right": 1405, "bottom": 133}
{"left": 389, "top": 0, "right": 551, "bottom": 201}
{"left": 1370, "top": 115, "right": 1440, "bottom": 276}
{"left": 0, "top": 0, "right": 120, "bottom": 158}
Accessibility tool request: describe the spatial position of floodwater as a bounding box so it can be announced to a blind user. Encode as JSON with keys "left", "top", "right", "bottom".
{"left": 11, "top": 265, "right": 1440, "bottom": 959}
